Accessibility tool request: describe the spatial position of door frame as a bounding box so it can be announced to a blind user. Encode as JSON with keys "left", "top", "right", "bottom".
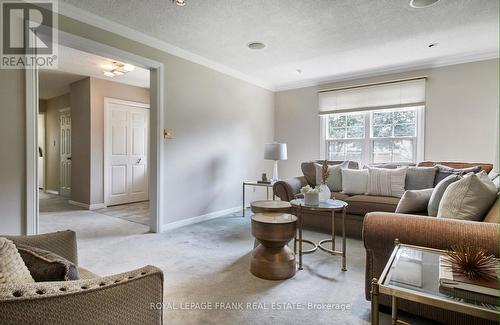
{"left": 103, "top": 97, "right": 150, "bottom": 207}
{"left": 26, "top": 29, "right": 165, "bottom": 234}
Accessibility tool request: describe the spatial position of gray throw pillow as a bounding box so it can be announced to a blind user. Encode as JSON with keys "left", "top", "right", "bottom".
{"left": 427, "top": 174, "right": 462, "bottom": 217}
{"left": 437, "top": 171, "right": 497, "bottom": 221}
{"left": 342, "top": 169, "right": 368, "bottom": 195}
{"left": 16, "top": 243, "right": 79, "bottom": 282}
{"left": 315, "top": 161, "right": 349, "bottom": 192}
{"left": 434, "top": 164, "right": 482, "bottom": 186}
{"left": 405, "top": 166, "right": 437, "bottom": 190}
{"left": 395, "top": 189, "right": 434, "bottom": 214}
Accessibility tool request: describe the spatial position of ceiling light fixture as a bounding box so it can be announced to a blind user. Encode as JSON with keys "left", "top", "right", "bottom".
{"left": 409, "top": 0, "right": 440, "bottom": 8}
{"left": 174, "top": 0, "right": 186, "bottom": 7}
{"left": 296, "top": 69, "right": 302, "bottom": 74}
{"left": 428, "top": 42, "right": 439, "bottom": 48}
{"left": 247, "top": 42, "right": 266, "bottom": 50}
{"left": 102, "top": 61, "right": 135, "bottom": 78}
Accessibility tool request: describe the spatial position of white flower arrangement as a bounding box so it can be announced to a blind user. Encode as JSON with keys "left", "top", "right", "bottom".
{"left": 300, "top": 185, "right": 320, "bottom": 206}
{"left": 300, "top": 185, "right": 320, "bottom": 194}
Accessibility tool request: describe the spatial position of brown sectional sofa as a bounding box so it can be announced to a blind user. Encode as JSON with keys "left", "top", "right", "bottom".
{"left": 273, "top": 160, "right": 494, "bottom": 238}
{"left": 274, "top": 160, "right": 499, "bottom": 324}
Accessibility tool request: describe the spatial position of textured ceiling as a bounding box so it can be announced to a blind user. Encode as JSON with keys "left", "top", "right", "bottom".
{"left": 60, "top": 0, "right": 499, "bottom": 90}
{"left": 39, "top": 45, "right": 150, "bottom": 99}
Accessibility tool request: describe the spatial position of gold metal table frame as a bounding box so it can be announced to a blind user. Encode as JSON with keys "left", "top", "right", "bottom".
{"left": 371, "top": 240, "right": 500, "bottom": 325}
{"left": 290, "top": 199, "right": 348, "bottom": 272}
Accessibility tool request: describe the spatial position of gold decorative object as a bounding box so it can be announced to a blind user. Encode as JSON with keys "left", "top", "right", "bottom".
{"left": 442, "top": 245, "right": 498, "bottom": 281}
{"left": 321, "top": 160, "right": 329, "bottom": 184}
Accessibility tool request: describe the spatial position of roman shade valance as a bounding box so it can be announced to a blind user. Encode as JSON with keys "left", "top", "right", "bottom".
{"left": 318, "top": 77, "right": 426, "bottom": 115}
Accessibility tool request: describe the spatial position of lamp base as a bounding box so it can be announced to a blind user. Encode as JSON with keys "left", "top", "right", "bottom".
{"left": 271, "top": 160, "right": 279, "bottom": 183}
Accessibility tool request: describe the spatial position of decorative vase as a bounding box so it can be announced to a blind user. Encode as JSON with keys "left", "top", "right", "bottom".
{"left": 318, "top": 183, "right": 331, "bottom": 202}
{"left": 304, "top": 192, "right": 319, "bottom": 206}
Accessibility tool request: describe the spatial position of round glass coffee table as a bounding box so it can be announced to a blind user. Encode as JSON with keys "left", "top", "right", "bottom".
{"left": 290, "top": 199, "right": 348, "bottom": 271}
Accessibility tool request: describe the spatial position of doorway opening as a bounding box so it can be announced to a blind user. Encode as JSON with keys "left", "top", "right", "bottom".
{"left": 27, "top": 30, "right": 164, "bottom": 235}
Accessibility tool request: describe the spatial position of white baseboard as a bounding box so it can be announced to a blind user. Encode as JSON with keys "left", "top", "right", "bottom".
{"left": 161, "top": 206, "right": 242, "bottom": 232}
{"left": 45, "top": 190, "right": 59, "bottom": 195}
{"left": 68, "top": 200, "right": 106, "bottom": 210}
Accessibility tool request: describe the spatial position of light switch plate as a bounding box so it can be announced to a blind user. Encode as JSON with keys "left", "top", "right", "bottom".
{"left": 164, "top": 128, "right": 174, "bottom": 139}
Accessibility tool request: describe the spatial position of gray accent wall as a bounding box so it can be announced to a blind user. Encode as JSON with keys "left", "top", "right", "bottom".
{"left": 275, "top": 59, "right": 500, "bottom": 178}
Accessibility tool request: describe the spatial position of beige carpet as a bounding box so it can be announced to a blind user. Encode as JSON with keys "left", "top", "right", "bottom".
{"left": 40, "top": 209, "right": 429, "bottom": 325}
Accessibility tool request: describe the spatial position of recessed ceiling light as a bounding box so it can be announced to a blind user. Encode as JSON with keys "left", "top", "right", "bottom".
{"left": 409, "top": 0, "right": 440, "bottom": 8}
{"left": 174, "top": 0, "right": 186, "bottom": 7}
{"left": 428, "top": 42, "right": 439, "bottom": 48}
{"left": 296, "top": 69, "right": 302, "bottom": 74}
{"left": 247, "top": 42, "right": 266, "bottom": 50}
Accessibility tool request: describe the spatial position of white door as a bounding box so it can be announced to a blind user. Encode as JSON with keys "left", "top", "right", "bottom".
{"left": 59, "top": 110, "right": 71, "bottom": 197}
{"left": 105, "top": 99, "right": 149, "bottom": 206}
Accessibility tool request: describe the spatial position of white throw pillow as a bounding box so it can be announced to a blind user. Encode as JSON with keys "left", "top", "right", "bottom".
{"left": 342, "top": 169, "right": 368, "bottom": 195}
{"left": 367, "top": 167, "right": 408, "bottom": 198}
{"left": 395, "top": 189, "right": 434, "bottom": 214}
{"left": 437, "top": 171, "right": 498, "bottom": 221}
{"left": 0, "top": 238, "right": 34, "bottom": 284}
{"left": 314, "top": 161, "right": 349, "bottom": 192}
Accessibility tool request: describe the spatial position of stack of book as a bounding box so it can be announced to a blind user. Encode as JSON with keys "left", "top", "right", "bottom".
{"left": 439, "top": 257, "right": 499, "bottom": 305}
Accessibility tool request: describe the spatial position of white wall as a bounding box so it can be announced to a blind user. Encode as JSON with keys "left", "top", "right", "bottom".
{"left": 275, "top": 59, "right": 499, "bottom": 178}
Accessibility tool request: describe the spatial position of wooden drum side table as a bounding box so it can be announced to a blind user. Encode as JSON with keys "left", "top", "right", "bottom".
{"left": 250, "top": 200, "right": 291, "bottom": 214}
{"left": 290, "top": 199, "right": 348, "bottom": 272}
{"left": 251, "top": 213, "right": 297, "bottom": 280}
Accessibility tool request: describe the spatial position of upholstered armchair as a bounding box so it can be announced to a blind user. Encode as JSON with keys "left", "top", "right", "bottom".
{"left": 0, "top": 230, "right": 164, "bottom": 325}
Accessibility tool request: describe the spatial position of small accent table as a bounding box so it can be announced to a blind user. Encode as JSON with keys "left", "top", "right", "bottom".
{"left": 371, "top": 241, "right": 500, "bottom": 325}
{"left": 251, "top": 213, "right": 297, "bottom": 280}
{"left": 242, "top": 181, "right": 275, "bottom": 217}
{"left": 250, "top": 200, "right": 291, "bottom": 214}
{"left": 290, "top": 199, "right": 348, "bottom": 272}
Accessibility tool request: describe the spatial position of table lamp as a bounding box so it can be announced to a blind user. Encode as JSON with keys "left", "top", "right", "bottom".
{"left": 264, "top": 143, "right": 287, "bottom": 183}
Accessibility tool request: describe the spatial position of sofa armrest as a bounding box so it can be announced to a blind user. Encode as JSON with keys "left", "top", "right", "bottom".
{"left": 362, "top": 212, "right": 500, "bottom": 300}
{"left": 363, "top": 213, "right": 500, "bottom": 255}
{"left": 273, "top": 176, "right": 308, "bottom": 201}
{"left": 0, "top": 265, "right": 163, "bottom": 325}
{"left": 4, "top": 230, "right": 78, "bottom": 265}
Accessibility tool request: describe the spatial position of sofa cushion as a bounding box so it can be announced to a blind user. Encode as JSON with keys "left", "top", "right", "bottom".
{"left": 427, "top": 174, "right": 462, "bottom": 217}
{"left": 345, "top": 195, "right": 399, "bottom": 216}
{"left": 16, "top": 243, "right": 79, "bottom": 282}
{"left": 342, "top": 169, "right": 368, "bottom": 195}
{"left": 405, "top": 166, "right": 437, "bottom": 190}
{"left": 438, "top": 171, "right": 497, "bottom": 221}
{"left": 367, "top": 167, "right": 407, "bottom": 198}
{"left": 434, "top": 164, "right": 482, "bottom": 186}
{"left": 0, "top": 238, "right": 34, "bottom": 284}
{"left": 395, "top": 189, "right": 433, "bottom": 214}
{"left": 331, "top": 191, "right": 351, "bottom": 201}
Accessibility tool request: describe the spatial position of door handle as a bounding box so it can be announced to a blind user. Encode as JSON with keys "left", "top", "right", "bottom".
{"left": 67, "top": 157, "right": 72, "bottom": 160}
{"left": 136, "top": 158, "right": 142, "bottom": 164}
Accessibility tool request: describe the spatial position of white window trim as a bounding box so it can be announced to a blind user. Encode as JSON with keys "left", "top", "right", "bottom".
{"left": 320, "top": 106, "right": 425, "bottom": 166}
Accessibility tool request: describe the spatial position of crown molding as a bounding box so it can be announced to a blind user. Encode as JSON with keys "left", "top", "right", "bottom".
{"left": 57, "top": 2, "right": 275, "bottom": 91}
{"left": 275, "top": 50, "right": 499, "bottom": 92}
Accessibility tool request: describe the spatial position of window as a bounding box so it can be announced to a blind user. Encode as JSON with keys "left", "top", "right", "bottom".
{"left": 323, "top": 107, "right": 423, "bottom": 165}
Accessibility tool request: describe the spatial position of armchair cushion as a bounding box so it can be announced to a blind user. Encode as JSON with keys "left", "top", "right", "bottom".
{"left": 0, "top": 238, "right": 34, "bottom": 285}
{"left": 16, "top": 244, "right": 79, "bottom": 282}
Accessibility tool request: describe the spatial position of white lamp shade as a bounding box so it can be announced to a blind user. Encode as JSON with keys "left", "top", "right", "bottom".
{"left": 264, "top": 143, "right": 287, "bottom": 161}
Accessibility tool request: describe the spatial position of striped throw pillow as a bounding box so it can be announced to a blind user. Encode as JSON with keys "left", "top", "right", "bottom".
{"left": 367, "top": 167, "right": 408, "bottom": 198}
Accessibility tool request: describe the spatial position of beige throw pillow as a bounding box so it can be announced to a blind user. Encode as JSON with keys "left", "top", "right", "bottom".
{"left": 395, "top": 188, "right": 434, "bottom": 214}
{"left": 437, "top": 171, "right": 498, "bottom": 221}
{"left": 314, "top": 161, "right": 349, "bottom": 192}
{"left": 367, "top": 167, "right": 408, "bottom": 198}
{"left": 0, "top": 238, "right": 34, "bottom": 284}
{"left": 342, "top": 169, "right": 368, "bottom": 195}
